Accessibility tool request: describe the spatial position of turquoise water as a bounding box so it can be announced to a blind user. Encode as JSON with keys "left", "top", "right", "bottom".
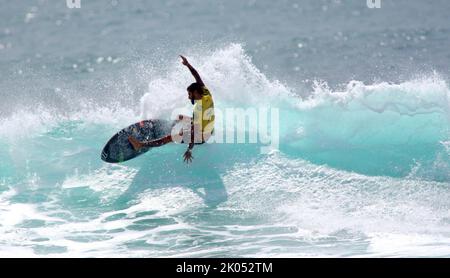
{"left": 0, "top": 1, "right": 450, "bottom": 257}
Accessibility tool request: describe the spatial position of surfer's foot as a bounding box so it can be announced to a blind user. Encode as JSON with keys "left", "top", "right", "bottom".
{"left": 128, "top": 136, "right": 144, "bottom": 151}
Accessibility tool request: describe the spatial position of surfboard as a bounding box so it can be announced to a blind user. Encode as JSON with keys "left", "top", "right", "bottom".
{"left": 101, "top": 119, "right": 176, "bottom": 163}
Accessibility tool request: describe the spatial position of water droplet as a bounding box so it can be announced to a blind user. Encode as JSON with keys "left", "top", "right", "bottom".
{"left": 24, "top": 13, "right": 36, "bottom": 23}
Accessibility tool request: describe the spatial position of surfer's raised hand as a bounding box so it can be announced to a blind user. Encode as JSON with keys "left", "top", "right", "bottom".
{"left": 183, "top": 149, "right": 193, "bottom": 164}
{"left": 180, "top": 55, "right": 189, "bottom": 66}
{"left": 180, "top": 55, "right": 204, "bottom": 86}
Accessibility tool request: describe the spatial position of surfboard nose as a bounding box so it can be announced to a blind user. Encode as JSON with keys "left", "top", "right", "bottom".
{"left": 101, "top": 150, "right": 108, "bottom": 161}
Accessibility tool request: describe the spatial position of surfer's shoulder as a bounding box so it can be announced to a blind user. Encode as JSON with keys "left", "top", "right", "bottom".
{"left": 201, "top": 86, "right": 211, "bottom": 96}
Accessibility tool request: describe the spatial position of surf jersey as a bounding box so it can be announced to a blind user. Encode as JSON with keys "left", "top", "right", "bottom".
{"left": 192, "top": 86, "right": 215, "bottom": 141}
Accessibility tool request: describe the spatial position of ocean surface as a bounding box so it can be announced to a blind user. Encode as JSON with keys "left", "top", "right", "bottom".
{"left": 0, "top": 0, "right": 449, "bottom": 257}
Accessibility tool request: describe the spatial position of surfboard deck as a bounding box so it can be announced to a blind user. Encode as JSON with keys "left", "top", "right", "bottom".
{"left": 101, "top": 119, "right": 176, "bottom": 163}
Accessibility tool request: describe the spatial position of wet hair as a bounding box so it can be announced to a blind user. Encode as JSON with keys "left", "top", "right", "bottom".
{"left": 187, "top": 82, "right": 202, "bottom": 93}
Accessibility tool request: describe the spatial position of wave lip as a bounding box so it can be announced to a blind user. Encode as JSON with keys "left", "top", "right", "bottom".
{"left": 0, "top": 44, "right": 449, "bottom": 180}
{"left": 283, "top": 75, "right": 450, "bottom": 179}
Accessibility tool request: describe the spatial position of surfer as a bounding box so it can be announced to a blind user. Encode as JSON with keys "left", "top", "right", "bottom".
{"left": 128, "top": 55, "right": 215, "bottom": 163}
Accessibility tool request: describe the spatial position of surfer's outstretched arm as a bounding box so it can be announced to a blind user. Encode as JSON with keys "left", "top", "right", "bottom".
{"left": 183, "top": 121, "right": 196, "bottom": 163}
{"left": 180, "top": 55, "right": 204, "bottom": 86}
{"left": 183, "top": 143, "right": 194, "bottom": 163}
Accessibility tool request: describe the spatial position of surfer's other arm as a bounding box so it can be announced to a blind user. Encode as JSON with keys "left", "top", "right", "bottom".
{"left": 183, "top": 120, "right": 196, "bottom": 163}
{"left": 180, "top": 55, "right": 204, "bottom": 86}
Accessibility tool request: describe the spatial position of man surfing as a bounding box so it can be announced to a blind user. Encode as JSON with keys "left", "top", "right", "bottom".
{"left": 128, "top": 55, "right": 215, "bottom": 163}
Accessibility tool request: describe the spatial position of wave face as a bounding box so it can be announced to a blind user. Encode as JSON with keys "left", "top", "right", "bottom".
{"left": 0, "top": 44, "right": 450, "bottom": 257}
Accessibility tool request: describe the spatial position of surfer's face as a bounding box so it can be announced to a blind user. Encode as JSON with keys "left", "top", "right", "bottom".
{"left": 188, "top": 90, "right": 202, "bottom": 104}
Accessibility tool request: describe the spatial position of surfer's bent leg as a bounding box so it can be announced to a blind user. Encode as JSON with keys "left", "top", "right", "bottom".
{"left": 128, "top": 135, "right": 173, "bottom": 151}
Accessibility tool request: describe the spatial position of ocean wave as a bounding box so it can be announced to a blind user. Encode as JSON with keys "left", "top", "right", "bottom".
{"left": 0, "top": 44, "right": 449, "bottom": 257}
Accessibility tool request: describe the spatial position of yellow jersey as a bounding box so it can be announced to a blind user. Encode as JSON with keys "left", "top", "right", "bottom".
{"left": 193, "top": 86, "right": 215, "bottom": 140}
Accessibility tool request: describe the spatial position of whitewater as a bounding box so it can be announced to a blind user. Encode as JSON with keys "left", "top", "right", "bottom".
{"left": 0, "top": 43, "right": 449, "bottom": 257}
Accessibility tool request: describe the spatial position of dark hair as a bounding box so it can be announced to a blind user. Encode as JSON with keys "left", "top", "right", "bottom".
{"left": 187, "top": 82, "right": 202, "bottom": 93}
